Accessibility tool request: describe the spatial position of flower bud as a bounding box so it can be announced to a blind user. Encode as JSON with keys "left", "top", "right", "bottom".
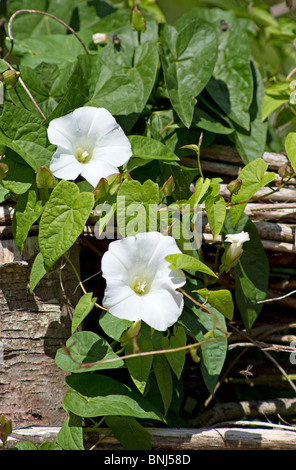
{"left": 93, "top": 177, "right": 109, "bottom": 201}
{"left": 221, "top": 231, "right": 250, "bottom": 273}
{"left": 278, "top": 161, "right": 293, "bottom": 179}
{"left": 0, "top": 162, "right": 8, "bottom": 184}
{"left": 119, "top": 319, "right": 142, "bottom": 346}
{"left": 1, "top": 69, "right": 20, "bottom": 90}
{"left": 92, "top": 33, "right": 109, "bottom": 45}
{"left": 107, "top": 173, "right": 121, "bottom": 195}
{"left": 180, "top": 143, "right": 199, "bottom": 153}
{"left": 130, "top": 5, "right": 146, "bottom": 33}
{"left": 161, "top": 176, "right": 175, "bottom": 197}
{"left": 227, "top": 178, "right": 242, "bottom": 195}
{"left": 94, "top": 173, "right": 122, "bottom": 201}
{"left": 36, "top": 166, "right": 55, "bottom": 189}
{"left": 0, "top": 414, "right": 12, "bottom": 447}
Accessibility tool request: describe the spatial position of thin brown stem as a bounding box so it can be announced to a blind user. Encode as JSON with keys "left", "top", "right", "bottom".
{"left": 66, "top": 334, "right": 227, "bottom": 369}
{"left": 203, "top": 346, "right": 250, "bottom": 407}
{"left": 63, "top": 253, "right": 107, "bottom": 311}
{"left": 2, "top": 58, "right": 46, "bottom": 119}
{"left": 228, "top": 323, "right": 296, "bottom": 394}
{"left": 3, "top": 9, "right": 89, "bottom": 62}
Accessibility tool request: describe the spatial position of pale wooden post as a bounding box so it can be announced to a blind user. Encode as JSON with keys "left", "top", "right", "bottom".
{"left": 0, "top": 203, "right": 80, "bottom": 428}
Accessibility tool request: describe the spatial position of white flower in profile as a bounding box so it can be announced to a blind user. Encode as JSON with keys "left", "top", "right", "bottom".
{"left": 101, "top": 232, "right": 186, "bottom": 332}
{"left": 222, "top": 231, "right": 250, "bottom": 271}
{"left": 47, "top": 106, "right": 132, "bottom": 188}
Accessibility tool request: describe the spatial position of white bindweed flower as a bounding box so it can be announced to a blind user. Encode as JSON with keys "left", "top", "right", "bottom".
{"left": 47, "top": 106, "right": 132, "bottom": 188}
{"left": 101, "top": 232, "right": 186, "bottom": 331}
{"left": 223, "top": 231, "right": 250, "bottom": 271}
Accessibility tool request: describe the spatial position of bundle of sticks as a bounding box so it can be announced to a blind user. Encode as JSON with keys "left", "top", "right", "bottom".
{"left": 186, "top": 145, "right": 296, "bottom": 253}
{"left": 189, "top": 145, "right": 296, "bottom": 312}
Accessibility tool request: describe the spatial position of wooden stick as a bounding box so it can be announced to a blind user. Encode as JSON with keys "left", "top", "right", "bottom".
{"left": 244, "top": 202, "right": 296, "bottom": 222}
{"left": 191, "top": 398, "right": 296, "bottom": 428}
{"left": 220, "top": 184, "right": 296, "bottom": 203}
{"left": 199, "top": 145, "right": 289, "bottom": 170}
{"left": 203, "top": 218, "right": 295, "bottom": 243}
{"left": 199, "top": 159, "right": 296, "bottom": 186}
{"left": 6, "top": 424, "right": 296, "bottom": 450}
{"left": 84, "top": 425, "right": 296, "bottom": 450}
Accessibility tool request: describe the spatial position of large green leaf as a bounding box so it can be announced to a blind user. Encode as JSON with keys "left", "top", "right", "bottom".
{"left": 55, "top": 331, "right": 124, "bottom": 372}
{"left": 160, "top": 163, "right": 199, "bottom": 201}
{"left": 29, "top": 252, "right": 48, "bottom": 293}
{"left": 159, "top": 20, "right": 217, "bottom": 127}
{"left": 56, "top": 414, "right": 84, "bottom": 451}
{"left": 176, "top": 8, "right": 252, "bottom": 130}
{"left": 48, "top": 32, "right": 159, "bottom": 133}
{"left": 7, "top": 0, "right": 81, "bottom": 38}
{"left": 146, "top": 109, "right": 203, "bottom": 163}
{"left": 0, "top": 104, "right": 54, "bottom": 171}
{"left": 205, "top": 194, "right": 226, "bottom": 241}
{"left": 99, "top": 311, "right": 132, "bottom": 342}
{"left": 125, "top": 339, "right": 154, "bottom": 394}
{"left": 285, "top": 132, "right": 296, "bottom": 173}
{"left": 98, "top": 36, "right": 159, "bottom": 130}
{"left": 232, "top": 215, "right": 269, "bottom": 331}
{"left": 117, "top": 179, "right": 159, "bottom": 236}
{"left": 230, "top": 158, "right": 276, "bottom": 227}
{"left": 64, "top": 373, "right": 165, "bottom": 422}
{"left": 128, "top": 135, "right": 179, "bottom": 167}
{"left": 179, "top": 289, "right": 228, "bottom": 394}
{"left": 193, "top": 177, "right": 212, "bottom": 205}
{"left": 153, "top": 354, "right": 173, "bottom": 415}
{"left": 9, "top": 63, "right": 75, "bottom": 117}
{"left": 0, "top": 150, "right": 36, "bottom": 198}
{"left": 38, "top": 180, "right": 94, "bottom": 269}
{"left": 198, "top": 306, "right": 228, "bottom": 394}
{"left": 71, "top": 1, "right": 117, "bottom": 31}
{"left": 12, "top": 30, "right": 92, "bottom": 68}
{"left": 166, "top": 253, "right": 218, "bottom": 278}
{"left": 206, "top": 18, "right": 252, "bottom": 130}
{"left": 162, "top": 325, "right": 187, "bottom": 380}
{"left": 262, "top": 91, "right": 289, "bottom": 122}
{"left": 192, "top": 108, "right": 234, "bottom": 135}
{"left": 195, "top": 288, "right": 234, "bottom": 320}
{"left": 12, "top": 190, "right": 44, "bottom": 254}
{"left": 71, "top": 293, "right": 98, "bottom": 335}
{"left": 232, "top": 62, "right": 268, "bottom": 164}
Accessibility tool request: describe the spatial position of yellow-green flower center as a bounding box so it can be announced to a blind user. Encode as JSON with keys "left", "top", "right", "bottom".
{"left": 75, "top": 147, "right": 92, "bottom": 164}
{"left": 132, "top": 277, "right": 150, "bottom": 296}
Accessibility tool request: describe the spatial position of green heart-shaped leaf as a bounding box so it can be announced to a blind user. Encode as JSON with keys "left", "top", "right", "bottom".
{"left": 39, "top": 180, "right": 94, "bottom": 269}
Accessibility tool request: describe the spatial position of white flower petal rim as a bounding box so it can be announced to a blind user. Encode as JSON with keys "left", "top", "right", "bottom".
{"left": 101, "top": 232, "right": 186, "bottom": 332}
{"left": 47, "top": 106, "right": 132, "bottom": 188}
{"left": 224, "top": 231, "right": 250, "bottom": 247}
{"left": 223, "top": 231, "right": 250, "bottom": 268}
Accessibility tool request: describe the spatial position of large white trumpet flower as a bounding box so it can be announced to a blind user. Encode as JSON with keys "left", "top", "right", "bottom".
{"left": 47, "top": 106, "right": 132, "bottom": 187}
{"left": 101, "top": 232, "right": 186, "bottom": 331}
